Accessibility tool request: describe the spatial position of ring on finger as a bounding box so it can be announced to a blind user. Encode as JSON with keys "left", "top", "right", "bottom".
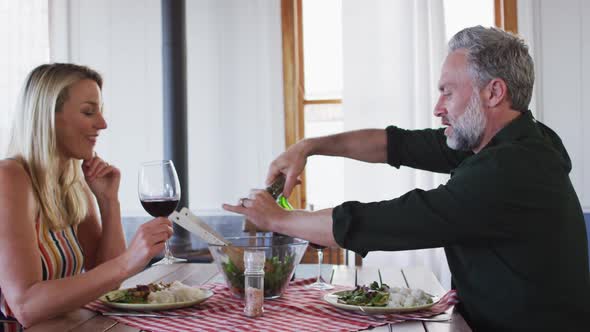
{"left": 240, "top": 198, "right": 250, "bottom": 208}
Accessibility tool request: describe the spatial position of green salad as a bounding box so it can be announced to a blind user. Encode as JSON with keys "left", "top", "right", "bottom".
{"left": 337, "top": 280, "right": 391, "bottom": 307}
{"left": 336, "top": 271, "right": 435, "bottom": 308}
{"left": 222, "top": 254, "right": 295, "bottom": 298}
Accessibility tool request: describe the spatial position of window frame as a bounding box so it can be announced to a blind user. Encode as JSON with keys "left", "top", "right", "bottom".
{"left": 495, "top": 0, "right": 518, "bottom": 33}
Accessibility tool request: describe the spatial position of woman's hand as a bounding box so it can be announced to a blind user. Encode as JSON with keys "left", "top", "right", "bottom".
{"left": 82, "top": 155, "right": 120, "bottom": 202}
{"left": 266, "top": 140, "right": 309, "bottom": 198}
{"left": 222, "top": 190, "right": 289, "bottom": 232}
{"left": 119, "top": 217, "right": 173, "bottom": 276}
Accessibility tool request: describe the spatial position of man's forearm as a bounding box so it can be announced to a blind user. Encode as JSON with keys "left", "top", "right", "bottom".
{"left": 275, "top": 208, "right": 339, "bottom": 247}
{"left": 304, "top": 129, "right": 387, "bottom": 163}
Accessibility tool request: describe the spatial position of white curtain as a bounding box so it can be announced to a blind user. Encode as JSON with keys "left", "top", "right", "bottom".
{"left": 342, "top": 0, "right": 452, "bottom": 289}
{"left": 0, "top": 0, "right": 49, "bottom": 156}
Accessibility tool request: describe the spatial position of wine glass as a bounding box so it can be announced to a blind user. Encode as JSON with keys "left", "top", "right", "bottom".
{"left": 138, "top": 160, "right": 186, "bottom": 265}
{"left": 305, "top": 243, "right": 334, "bottom": 290}
{"left": 305, "top": 204, "right": 334, "bottom": 290}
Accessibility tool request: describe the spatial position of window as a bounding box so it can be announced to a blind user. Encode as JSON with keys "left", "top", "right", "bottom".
{"left": 299, "top": 0, "right": 513, "bottom": 211}
{"left": 302, "top": 0, "right": 343, "bottom": 211}
{"left": 444, "top": 0, "right": 495, "bottom": 40}
{"left": 282, "top": 0, "right": 516, "bottom": 265}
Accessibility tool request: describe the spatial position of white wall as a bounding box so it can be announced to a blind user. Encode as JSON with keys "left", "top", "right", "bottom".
{"left": 51, "top": 0, "right": 285, "bottom": 216}
{"left": 519, "top": 0, "right": 590, "bottom": 211}
{"left": 185, "top": 0, "right": 284, "bottom": 215}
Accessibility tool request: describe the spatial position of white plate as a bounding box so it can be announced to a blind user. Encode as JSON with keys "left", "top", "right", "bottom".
{"left": 323, "top": 290, "right": 438, "bottom": 314}
{"left": 99, "top": 287, "right": 214, "bottom": 311}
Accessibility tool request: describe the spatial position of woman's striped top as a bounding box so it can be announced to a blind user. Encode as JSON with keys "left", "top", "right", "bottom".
{"left": 0, "top": 218, "right": 85, "bottom": 320}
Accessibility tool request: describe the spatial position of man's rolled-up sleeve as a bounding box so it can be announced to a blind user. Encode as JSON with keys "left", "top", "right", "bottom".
{"left": 386, "top": 126, "right": 471, "bottom": 173}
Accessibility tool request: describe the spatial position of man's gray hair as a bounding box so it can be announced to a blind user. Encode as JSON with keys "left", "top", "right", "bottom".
{"left": 448, "top": 26, "right": 534, "bottom": 112}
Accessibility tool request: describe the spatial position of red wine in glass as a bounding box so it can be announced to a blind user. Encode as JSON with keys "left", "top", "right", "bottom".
{"left": 138, "top": 160, "right": 185, "bottom": 265}
{"left": 140, "top": 198, "right": 179, "bottom": 217}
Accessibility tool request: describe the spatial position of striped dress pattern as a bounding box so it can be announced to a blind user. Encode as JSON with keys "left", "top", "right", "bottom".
{"left": 0, "top": 219, "right": 85, "bottom": 324}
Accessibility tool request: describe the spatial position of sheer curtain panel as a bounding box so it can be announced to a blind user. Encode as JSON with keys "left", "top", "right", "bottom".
{"left": 342, "top": 0, "right": 452, "bottom": 288}
{"left": 0, "top": 0, "right": 49, "bottom": 156}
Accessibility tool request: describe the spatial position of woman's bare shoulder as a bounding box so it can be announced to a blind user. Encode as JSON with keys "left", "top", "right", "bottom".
{"left": 0, "top": 160, "right": 38, "bottom": 230}
{"left": 0, "top": 159, "right": 33, "bottom": 187}
{"left": 0, "top": 159, "right": 37, "bottom": 214}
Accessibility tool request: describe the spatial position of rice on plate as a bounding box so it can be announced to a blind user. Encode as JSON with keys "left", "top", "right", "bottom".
{"left": 148, "top": 281, "right": 207, "bottom": 304}
{"left": 388, "top": 286, "right": 433, "bottom": 307}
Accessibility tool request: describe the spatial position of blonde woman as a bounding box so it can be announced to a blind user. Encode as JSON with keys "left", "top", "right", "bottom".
{"left": 0, "top": 64, "right": 173, "bottom": 328}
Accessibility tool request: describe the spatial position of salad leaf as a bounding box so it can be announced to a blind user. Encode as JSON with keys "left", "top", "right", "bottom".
{"left": 337, "top": 281, "right": 391, "bottom": 307}
{"left": 221, "top": 254, "right": 295, "bottom": 298}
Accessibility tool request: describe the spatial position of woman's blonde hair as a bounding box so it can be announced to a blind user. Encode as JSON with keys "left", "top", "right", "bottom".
{"left": 7, "top": 63, "right": 103, "bottom": 230}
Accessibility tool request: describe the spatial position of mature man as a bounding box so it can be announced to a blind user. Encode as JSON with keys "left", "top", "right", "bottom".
{"left": 223, "top": 26, "right": 590, "bottom": 331}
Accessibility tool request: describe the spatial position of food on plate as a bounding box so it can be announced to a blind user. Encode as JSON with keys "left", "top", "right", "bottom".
{"left": 337, "top": 281, "right": 434, "bottom": 308}
{"left": 222, "top": 254, "right": 295, "bottom": 298}
{"left": 337, "top": 281, "right": 391, "bottom": 306}
{"left": 148, "top": 281, "right": 207, "bottom": 304}
{"left": 105, "top": 282, "right": 166, "bottom": 303}
{"left": 388, "top": 286, "right": 433, "bottom": 308}
{"left": 105, "top": 281, "right": 206, "bottom": 304}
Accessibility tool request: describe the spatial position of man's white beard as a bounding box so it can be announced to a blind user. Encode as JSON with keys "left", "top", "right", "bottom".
{"left": 446, "top": 92, "right": 487, "bottom": 151}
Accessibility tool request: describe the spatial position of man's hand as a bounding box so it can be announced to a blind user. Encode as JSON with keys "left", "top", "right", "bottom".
{"left": 222, "top": 190, "right": 289, "bottom": 232}
{"left": 266, "top": 140, "right": 309, "bottom": 198}
{"left": 82, "top": 155, "right": 120, "bottom": 202}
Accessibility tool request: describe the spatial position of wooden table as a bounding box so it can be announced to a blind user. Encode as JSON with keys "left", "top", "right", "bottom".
{"left": 26, "top": 264, "right": 471, "bottom": 332}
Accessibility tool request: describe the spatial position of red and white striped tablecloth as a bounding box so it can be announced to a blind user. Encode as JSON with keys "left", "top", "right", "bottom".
{"left": 85, "top": 278, "right": 458, "bottom": 332}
